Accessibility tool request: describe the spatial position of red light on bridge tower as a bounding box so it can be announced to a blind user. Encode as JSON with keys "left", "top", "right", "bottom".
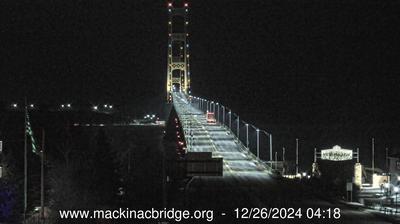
{"left": 166, "top": 0, "right": 191, "bottom": 103}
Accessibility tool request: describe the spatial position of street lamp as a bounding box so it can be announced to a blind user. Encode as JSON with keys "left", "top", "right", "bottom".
{"left": 256, "top": 129, "right": 260, "bottom": 158}
{"left": 395, "top": 187, "right": 399, "bottom": 213}
{"left": 12, "top": 103, "right": 18, "bottom": 108}
{"left": 269, "top": 133, "right": 273, "bottom": 162}
{"left": 245, "top": 124, "right": 249, "bottom": 148}
{"left": 228, "top": 111, "right": 232, "bottom": 129}
{"left": 236, "top": 116, "right": 240, "bottom": 138}
{"left": 296, "top": 138, "right": 299, "bottom": 175}
{"left": 222, "top": 105, "right": 225, "bottom": 125}
{"left": 216, "top": 103, "right": 219, "bottom": 122}
{"left": 93, "top": 106, "right": 98, "bottom": 110}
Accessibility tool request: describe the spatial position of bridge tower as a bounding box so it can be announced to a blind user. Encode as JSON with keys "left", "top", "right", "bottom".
{"left": 166, "top": 0, "right": 190, "bottom": 102}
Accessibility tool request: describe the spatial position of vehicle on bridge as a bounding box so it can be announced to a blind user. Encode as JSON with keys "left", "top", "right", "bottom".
{"left": 206, "top": 112, "right": 216, "bottom": 124}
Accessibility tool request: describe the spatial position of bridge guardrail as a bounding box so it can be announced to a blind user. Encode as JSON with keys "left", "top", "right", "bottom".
{"left": 188, "top": 95, "right": 276, "bottom": 172}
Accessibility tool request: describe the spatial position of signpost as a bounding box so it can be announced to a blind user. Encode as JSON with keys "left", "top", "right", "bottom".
{"left": 321, "top": 145, "right": 353, "bottom": 161}
{"left": 313, "top": 145, "right": 363, "bottom": 187}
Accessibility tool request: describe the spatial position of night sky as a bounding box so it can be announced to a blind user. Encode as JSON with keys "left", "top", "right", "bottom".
{"left": 1, "top": 0, "right": 400, "bottom": 153}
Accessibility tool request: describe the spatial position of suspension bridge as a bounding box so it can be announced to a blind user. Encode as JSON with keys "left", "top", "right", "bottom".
{"left": 166, "top": 2, "right": 275, "bottom": 178}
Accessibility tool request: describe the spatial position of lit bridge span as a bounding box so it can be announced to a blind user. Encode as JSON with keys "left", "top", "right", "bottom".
{"left": 166, "top": 1, "right": 275, "bottom": 180}
{"left": 172, "top": 92, "right": 274, "bottom": 178}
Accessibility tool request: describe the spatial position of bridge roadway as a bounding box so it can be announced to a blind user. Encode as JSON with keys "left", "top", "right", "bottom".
{"left": 172, "top": 92, "right": 271, "bottom": 178}
{"left": 172, "top": 92, "right": 393, "bottom": 223}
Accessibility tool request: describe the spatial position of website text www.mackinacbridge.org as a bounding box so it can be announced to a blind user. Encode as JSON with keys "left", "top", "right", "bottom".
{"left": 59, "top": 208, "right": 214, "bottom": 222}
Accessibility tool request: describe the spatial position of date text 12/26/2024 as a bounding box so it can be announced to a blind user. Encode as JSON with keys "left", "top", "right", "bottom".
{"left": 234, "top": 208, "right": 341, "bottom": 220}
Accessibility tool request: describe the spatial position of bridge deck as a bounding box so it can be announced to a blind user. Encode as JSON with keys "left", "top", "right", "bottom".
{"left": 173, "top": 92, "right": 271, "bottom": 177}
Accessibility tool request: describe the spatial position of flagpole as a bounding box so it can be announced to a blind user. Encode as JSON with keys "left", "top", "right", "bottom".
{"left": 24, "top": 98, "right": 28, "bottom": 223}
{"left": 41, "top": 128, "right": 45, "bottom": 223}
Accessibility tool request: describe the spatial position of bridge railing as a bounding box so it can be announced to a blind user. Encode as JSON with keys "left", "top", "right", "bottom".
{"left": 189, "top": 95, "right": 275, "bottom": 169}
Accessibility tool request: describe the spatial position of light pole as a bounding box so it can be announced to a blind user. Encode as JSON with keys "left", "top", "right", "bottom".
{"left": 256, "top": 129, "right": 260, "bottom": 158}
{"left": 372, "top": 138, "right": 375, "bottom": 175}
{"left": 245, "top": 124, "right": 249, "bottom": 148}
{"left": 222, "top": 106, "right": 225, "bottom": 125}
{"left": 212, "top": 101, "right": 215, "bottom": 114}
{"left": 24, "top": 99, "right": 28, "bottom": 223}
{"left": 269, "top": 133, "right": 273, "bottom": 162}
{"left": 40, "top": 129, "right": 45, "bottom": 223}
{"left": 395, "top": 187, "right": 399, "bottom": 213}
{"left": 296, "top": 138, "right": 299, "bottom": 175}
{"left": 386, "top": 147, "right": 389, "bottom": 173}
{"left": 236, "top": 116, "right": 240, "bottom": 138}
{"left": 282, "top": 147, "right": 286, "bottom": 175}
{"left": 216, "top": 103, "right": 220, "bottom": 122}
{"left": 228, "top": 111, "right": 232, "bottom": 129}
{"left": 199, "top": 98, "right": 202, "bottom": 111}
{"left": 198, "top": 98, "right": 201, "bottom": 110}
